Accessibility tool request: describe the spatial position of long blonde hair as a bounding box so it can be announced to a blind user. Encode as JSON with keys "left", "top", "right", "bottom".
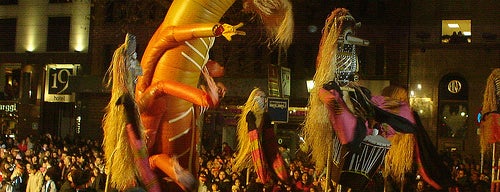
{"left": 102, "top": 35, "right": 143, "bottom": 190}
{"left": 233, "top": 87, "right": 266, "bottom": 172}
{"left": 302, "top": 8, "right": 351, "bottom": 171}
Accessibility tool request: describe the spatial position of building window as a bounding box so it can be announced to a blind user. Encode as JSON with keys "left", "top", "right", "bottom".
{"left": 438, "top": 73, "right": 468, "bottom": 140}
{"left": 105, "top": 1, "right": 125, "bottom": 22}
{"left": 0, "top": 18, "right": 16, "bottom": 52}
{"left": 441, "top": 20, "right": 471, "bottom": 44}
{"left": 49, "top": 0, "right": 72, "bottom": 3}
{"left": 47, "top": 17, "right": 70, "bottom": 52}
{"left": 0, "top": 0, "right": 18, "bottom": 5}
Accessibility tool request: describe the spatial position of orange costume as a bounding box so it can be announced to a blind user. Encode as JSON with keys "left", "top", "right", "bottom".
{"left": 133, "top": 0, "right": 293, "bottom": 191}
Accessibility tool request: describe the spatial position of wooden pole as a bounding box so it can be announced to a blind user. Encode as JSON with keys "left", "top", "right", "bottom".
{"left": 325, "top": 142, "right": 331, "bottom": 192}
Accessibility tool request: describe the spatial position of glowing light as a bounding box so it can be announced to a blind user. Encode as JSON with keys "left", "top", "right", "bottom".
{"left": 460, "top": 112, "right": 466, "bottom": 117}
{"left": 417, "top": 84, "right": 422, "bottom": 89}
{"left": 463, "top": 31, "right": 471, "bottom": 36}
{"left": 306, "top": 80, "right": 315, "bottom": 93}
{"left": 410, "top": 90, "right": 415, "bottom": 97}
{"left": 448, "top": 24, "right": 459, "bottom": 28}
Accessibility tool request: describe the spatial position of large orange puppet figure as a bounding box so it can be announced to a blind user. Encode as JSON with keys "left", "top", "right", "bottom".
{"left": 132, "top": 0, "right": 293, "bottom": 191}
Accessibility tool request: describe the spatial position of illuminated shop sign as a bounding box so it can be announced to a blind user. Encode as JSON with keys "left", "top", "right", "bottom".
{"left": 0, "top": 104, "right": 16, "bottom": 112}
{"left": 44, "top": 64, "right": 80, "bottom": 102}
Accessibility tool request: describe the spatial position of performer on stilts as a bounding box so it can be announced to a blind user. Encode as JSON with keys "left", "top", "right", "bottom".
{"left": 233, "top": 88, "right": 289, "bottom": 187}
{"left": 102, "top": 34, "right": 161, "bottom": 192}
{"left": 479, "top": 68, "right": 500, "bottom": 191}
{"left": 302, "top": 8, "right": 422, "bottom": 192}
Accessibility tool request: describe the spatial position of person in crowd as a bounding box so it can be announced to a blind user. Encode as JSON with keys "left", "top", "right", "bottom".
{"left": 246, "top": 176, "right": 264, "bottom": 192}
{"left": 295, "top": 172, "right": 312, "bottom": 191}
{"left": 290, "top": 170, "right": 301, "bottom": 184}
{"left": 10, "top": 161, "right": 27, "bottom": 192}
{"left": 209, "top": 183, "right": 220, "bottom": 192}
{"left": 26, "top": 163, "right": 44, "bottom": 192}
{"left": 215, "top": 170, "right": 231, "bottom": 191}
{"left": 17, "top": 139, "right": 27, "bottom": 153}
{"left": 71, "top": 169, "right": 95, "bottom": 192}
{"left": 470, "top": 171, "right": 488, "bottom": 192}
{"left": 197, "top": 173, "right": 210, "bottom": 192}
{"left": 60, "top": 155, "right": 73, "bottom": 183}
{"left": 26, "top": 136, "right": 35, "bottom": 151}
{"left": 231, "top": 178, "right": 243, "bottom": 192}
{"left": 89, "top": 168, "right": 105, "bottom": 192}
{"left": 455, "top": 169, "right": 471, "bottom": 191}
{"left": 221, "top": 142, "right": 233, "bottom": 158}
{"left": 59, "top": 166, "right": 76, "bottom": 192}
{"left": 43, "top": 169, "right": 57, "bottom": 192}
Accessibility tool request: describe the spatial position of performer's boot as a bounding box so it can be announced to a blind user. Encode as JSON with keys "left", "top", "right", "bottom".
{"left": 149, "top": 154, "right": 196, "bottom": 191}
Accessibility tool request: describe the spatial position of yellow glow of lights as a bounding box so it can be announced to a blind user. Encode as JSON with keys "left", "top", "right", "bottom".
{"left": 448, "top": 24, "right": 460, "bottom": 28}
{"left": 25, "top": 17, "right": 38, "bottom": 52}
{"left": 463, "top": 31, "right": 471, "bottom": 36}
{"left": 306, "top": 80, "right": 315, "bottom": 93}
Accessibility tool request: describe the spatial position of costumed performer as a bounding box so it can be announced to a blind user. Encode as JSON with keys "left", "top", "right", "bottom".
{"left": 233, "top": 87, "right": 289, "bottom": 186}
{"left": 380, "top": 85, "right": 452, "bottom": 191}
{"left": 479, "top": 68, "right": 500, "bottom": 191}
{"left": 133, "top": 0, "right": 294, "bottom": 191}
{"left": 302, "top": 8, "right": 417, "bottom": 192}
{"left": 102, "top": 34, "right": 161, "bottom": 192}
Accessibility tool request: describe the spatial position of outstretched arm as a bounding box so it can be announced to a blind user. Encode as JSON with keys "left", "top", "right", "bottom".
{"left": 137, "top": 22, "right": 244, "bottom": 94}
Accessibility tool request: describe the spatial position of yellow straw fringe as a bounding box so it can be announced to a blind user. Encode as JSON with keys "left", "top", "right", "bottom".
{"left": 480, "top": 68, "right": 500, "bottom": 153}
{"left": 383, "top": 133, "right": 415, "bottom": 182}
{"left": 302, "top": 8, "right": 350, "bottom": 171}
{"left": 102, "top": 40, "right": 143, "bottom": 190}
{"left": 233, "top": 88, "right": 265, "bottom": 172}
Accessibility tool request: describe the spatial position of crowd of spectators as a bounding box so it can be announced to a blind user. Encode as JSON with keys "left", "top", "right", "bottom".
{"left": 196, "top": 143, "right": 493, "bottom": 192}
{"left": 0, "top": 133, "right": 493, "bottom": 192}
{"left": 0, "top": 133, "right": 105, "bottom": 192}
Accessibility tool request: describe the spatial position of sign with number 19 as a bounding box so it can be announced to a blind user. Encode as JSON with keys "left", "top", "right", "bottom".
{"left": 44, "top": 64, "right": 80, "bottom": 102}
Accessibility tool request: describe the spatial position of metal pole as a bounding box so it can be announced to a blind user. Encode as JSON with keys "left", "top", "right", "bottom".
{"left": 325, "top": 140, "right": 332, "bottom": 192}
{"left": 493, "top": 143, "right": 496, "bottom": 187}
{"left": 481, "top": 151, "right": 484, "bottom": 174}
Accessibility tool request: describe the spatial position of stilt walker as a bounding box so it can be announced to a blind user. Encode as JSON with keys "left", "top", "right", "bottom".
{"left": 302, "top": 8, "right": 433, "bottom": 192}
{"left": 479, "top": 68, "right": 500, "bottom": 192}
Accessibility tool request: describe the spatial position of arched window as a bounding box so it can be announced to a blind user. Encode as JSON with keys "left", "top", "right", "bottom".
{"left": 438, "top": 73, "right": 469, "bottom": 139}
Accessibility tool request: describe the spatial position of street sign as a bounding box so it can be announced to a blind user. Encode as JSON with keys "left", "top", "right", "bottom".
{"left": 267, "top": 97, "right": 289, "bottom": 123}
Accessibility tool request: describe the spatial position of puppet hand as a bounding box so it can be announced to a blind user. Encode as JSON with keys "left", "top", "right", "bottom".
{"left": 221, "top": 23, "right": 246, "bottom": 41}
{"left": 217, "top": 82, "right": 227, "bottom": 98}
{"left": 246, "top": 111, "right": 257, "bottom": 131}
